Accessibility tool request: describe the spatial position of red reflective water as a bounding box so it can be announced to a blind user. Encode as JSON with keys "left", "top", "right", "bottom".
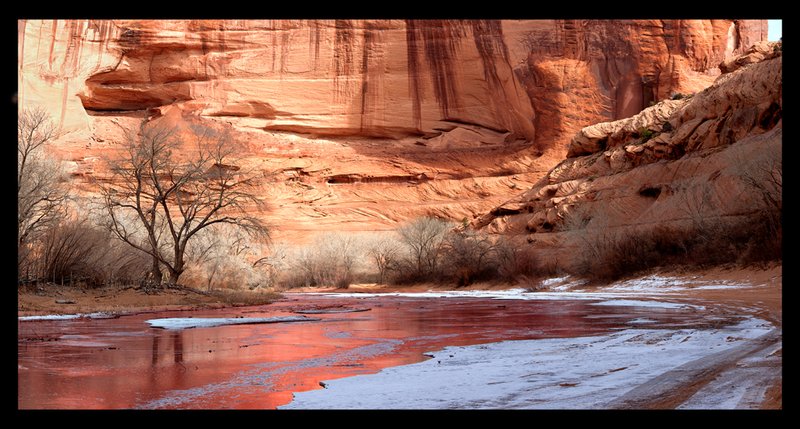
{"left": 18, "top": 294, "right": 708, "bottom": 409}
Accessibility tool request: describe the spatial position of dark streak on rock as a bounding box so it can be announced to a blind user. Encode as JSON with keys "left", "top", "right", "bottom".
{"left": 405, "top": 20, "right": 423, "bottom": 130}
{"left": 470, "top": 20, "right": 510, "bottom": 91}
{"left": 360, "top": 25, "right": 372, "bottom": 131}
{"left": 281, "top": 24, "right": 290, "bottom": 74}
{"left": 333, "top": 20, "right": 355, "bottom": 103}
{"left": 406, "top": 20, "right": 466, "bottom": 122}
{"left": 309, "top": 19, "right": 321, "bottom": 71}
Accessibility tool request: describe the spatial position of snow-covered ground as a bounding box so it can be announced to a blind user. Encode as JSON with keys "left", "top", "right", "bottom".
{"left": 298, "top": 274, "right": 754, "bottom": 308}
{"left": 146, "top": 316, "right": 320, "bottom": 330}
{"left": 301, "top": 290, "right": 699, "bottom": 308}
{"left": 602, "top": 275, "right": 754, "bottom": 293}
{"left": 282, "top": 317, "right": 775, "bottom": 409}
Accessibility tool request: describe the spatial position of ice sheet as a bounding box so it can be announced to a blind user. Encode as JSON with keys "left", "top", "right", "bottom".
{"left": 146, "top": 316, "right": 320, "bottom": 330}
{"left": 282, "top": 318, "right": 773, "bottom": 409}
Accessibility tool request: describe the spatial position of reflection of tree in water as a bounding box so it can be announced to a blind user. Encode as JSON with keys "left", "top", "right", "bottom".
{"left": 149, "top": 331, "right": 185, "bottom": 369}
{"left": 151, "top": 334, "right": 159, "bottom": 366}
{"left": 172, "top": 332, "right": 185, "bottom": 369}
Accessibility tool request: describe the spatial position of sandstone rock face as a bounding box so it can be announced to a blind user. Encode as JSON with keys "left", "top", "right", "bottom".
{"left": 17, "top": 20, "right": 766, "bottom": 241}
{"left": 474, "top": 46, "right": 781, "bottom": 260}
{"left": 719, "top": 40, "right": 780, "bottom": 73}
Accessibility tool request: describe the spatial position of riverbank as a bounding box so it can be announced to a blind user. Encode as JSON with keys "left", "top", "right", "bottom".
{"left": 285, "top": 263, "right": 782, "bottom": 409}
{"left": 18, "top": 263, "right": 781, "bottom": 409}
{"left": 18, "top": 264, "right": 780, "bottom": 327}
{"left": 295, "top": 264, "right": 782, "bottom": 328}
{"left": 17, "top": 284, "right": 281, "bottom": 317}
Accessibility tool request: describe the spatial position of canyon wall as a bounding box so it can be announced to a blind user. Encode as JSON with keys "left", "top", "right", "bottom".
{"left": 17, "top": 19, "right": 766, "bottom": 241}
{"left": 474, "top": 42, "right": 781, "bottom": 262}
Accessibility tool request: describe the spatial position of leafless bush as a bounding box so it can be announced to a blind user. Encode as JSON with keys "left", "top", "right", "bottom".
{"left": 18, "top": 107, "right": 68, "bottom": 274}
{"left": 91, "top": 238, "right": 150, "bottom": 287}
{"left": 20, "top": 216, "right": 150, "bottom": 288}
{"left": 732, "top": 148, "right": 782, "bottom": 262}
{"left": 37, "top": 219, "right": 101, "bottom": 285}
{"left": 252, "top": 243, "right": 290, "bottom": 289}
{"left": 284, "top": 233, "right": 365, "bottom": 288}
{"left": 180, "top": 224, "right": 272, "bottom": 291}
{"left": 493, "top": 236, "right": 542, "bottom": 283}
{"left": 365, "top": 233, "right": 402, "bottom": 284}
{"left": 395, "top": 217, "right": 453, "bottom": 281}
{"left": 439, "top": 230, "right": 496, "bottom": 286}
{"left": 564, "top": 182, "right": 781, "bottom": 282}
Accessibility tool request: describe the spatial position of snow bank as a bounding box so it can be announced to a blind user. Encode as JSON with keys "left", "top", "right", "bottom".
{"left": 145, "top": 316, "right": 320, "bottom": 330}
{"left": 282, "top": 318, "right": 773, "bottom": 409}
{"left": 306, "top": 289, "right": 531, "bottom": 300}
{"left": 300, "top": 273, "right": 752, "bottom": 304}
{"left": 304, "top": 289, "right": 612, "bottom": 301}
{"left": 590, "top": 299, "right": 703, "bottom": 310}
{"left": 604, "top": 275, "right": 752, "bottom": 293}
{"left": 19, "top": 312, "right": 115, "bottom": 321}
{"left": 604, "top": 275, "right": 691, "bottom": 292}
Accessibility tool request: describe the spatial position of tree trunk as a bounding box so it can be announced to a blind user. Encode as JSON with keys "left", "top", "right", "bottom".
{"left": 150, "top": 258, "right": 162, "bottom": 287}
{"left": 168, "top": 245, "right": 185, "bottom": 288}
{"left": 168, "top": 270, "right": 181, "bottom": 287}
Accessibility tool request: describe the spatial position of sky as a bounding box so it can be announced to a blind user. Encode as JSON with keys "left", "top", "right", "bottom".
{"left": 768, "top": 20, "right": 782, "bottom": 41}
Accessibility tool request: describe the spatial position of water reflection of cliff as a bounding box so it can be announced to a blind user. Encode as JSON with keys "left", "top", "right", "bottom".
{"left": 19, "top": 296, "right": 704, "bottom": 409}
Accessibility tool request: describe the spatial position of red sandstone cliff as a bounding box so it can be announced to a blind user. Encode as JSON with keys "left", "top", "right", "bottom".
{"left": 473, "top": 42, "right": 781, "bottom": 263}
{"left": 17, "top": 19, "right": 766, "bottom": 241}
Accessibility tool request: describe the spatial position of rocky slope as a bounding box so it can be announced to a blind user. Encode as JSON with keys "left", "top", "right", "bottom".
{"left": 18, "top": 20, "right": 766, "bottom": 242}
{"left": 473, "top": 42, "right": 782, "bottom": 260}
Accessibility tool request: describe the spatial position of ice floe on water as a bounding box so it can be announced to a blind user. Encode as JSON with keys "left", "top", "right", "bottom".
{"left": 145, "top": 316, "right": 320, "bottom": 330}
{"left": 282, "top": 317, "right": 774, "bottom": 409}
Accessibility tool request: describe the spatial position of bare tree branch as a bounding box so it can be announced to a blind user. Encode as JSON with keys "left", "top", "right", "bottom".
{"left": 18, "top": 108, "right": 68, "bottom": 274}
{"left": 100, "top": 120, "right": 269, "bottom": 287}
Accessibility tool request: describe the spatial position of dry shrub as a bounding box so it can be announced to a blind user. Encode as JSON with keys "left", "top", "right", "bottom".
{"left": 181, "top": 224, "right": 272, "bottom": 291}
{"left": 569, "top": 216, "right": 780, "bottom": 282}
{"left": 570, "top": 226, "right": 675, "bottom": 281}
{"left": 494, "top": 236, "right": 542, "bottom": 283}
{"left": 562, "top": 154, "right": 782, "bottom": 282}
{"left": 439, "top": 231, "right": 497, "bottom": 286}
{"left": 20, "top": 218, "right": 149, "bottom": 288}
{"left": 282, "top": 233, "right": 365, "bottom": 289}
{"left": 395, "top": 217, "right": 452, "bottom": 281}
{"left": 365, "top": 233, "right": 402, "bottom": 285}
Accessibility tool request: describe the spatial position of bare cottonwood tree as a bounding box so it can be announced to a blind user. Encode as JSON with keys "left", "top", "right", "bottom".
{"left": 366, "top": 233, "right": 401, "bottom": 284}
{"left": 397, "top": 217, "right": 452, "bottom": 278}
{"left": 18, "top": 107, "right": 68, "bottom": 273}
{"left": 101, "top": 121, "right": 268, "bottom": 288}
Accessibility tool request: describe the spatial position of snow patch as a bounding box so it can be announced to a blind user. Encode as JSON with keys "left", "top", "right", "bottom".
{"left": 146, "top": 316, "right": 320, "bottom": 330}
{"left": 282, "top": 318, "right": 773, "bottom": 409}
{"left": 691, "top": 283, "right": 751, "bottom": 290}
{"left": 605, "top": 275, "right": 692, "bottom": 292}
{"left": 19, "top": 312, "right": 115, "bottom": 321}
{"left": 539, "top": 276, "right": 588, "bottom": 291}
{"left": 628, "top": 318, "right": 658, "bottom": 324}
{"left": 605, "top": 276, "right": 752, "bottom": 293}
{"left": 590, "top": 300, "right": 703, "bottom": 310}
